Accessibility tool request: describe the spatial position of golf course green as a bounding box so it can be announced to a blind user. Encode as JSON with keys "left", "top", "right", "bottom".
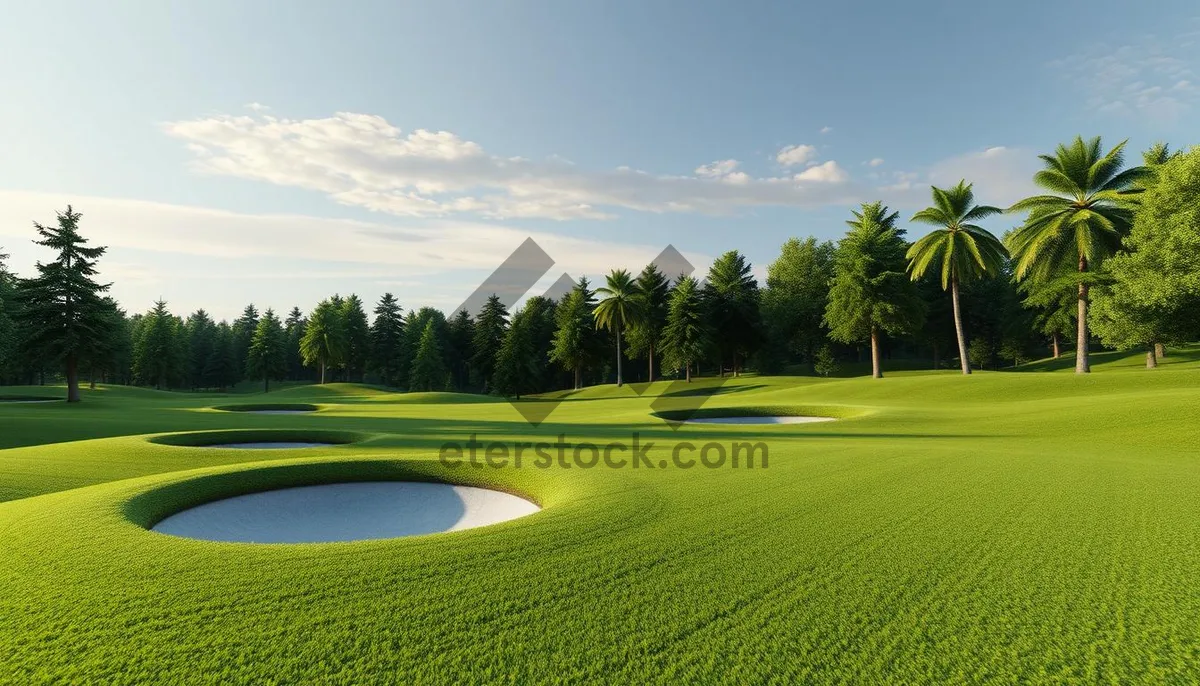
{"left": 3, "top": 349, "right": 1200, "bottom": 683}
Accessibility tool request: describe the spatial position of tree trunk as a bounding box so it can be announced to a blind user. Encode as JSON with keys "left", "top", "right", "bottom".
{"left": 648, "top": 344, "right": 654, "bottom": 383}
{"left": 320, "top": 361, "right": 326, "bottom": 384}
{"left": 65, "top": 354, "right": 81, "bottom": 403}
{"left": 89, "top": 366, "right": 97, "bottom": 391}
{"left": 264, "top": 376, "right": 270, "bottom": 393}
{"left": 686, "top": 362, "right": 692, "bottom": 383}
{"left": 870, "top": 326, "right": 883, "bottom": 379}
{"left": 1076, "top": 257, "right": 1090, "bottom": 374}
{"left": 615, "top": 327, "right": 623, "bottom": 387}
{"left": 951, "top": 277, "right": 971, "bottom": 375}
{"left": 1155, "top": 342, "right": 1166, "bottom": 359}
{"left": 1146, "top": 345, "right": 1158, "bottom": 369}
{"left": 1051, "top": 333, "right": 1060, "bottom": 359}
{"left": 574, "top": 366, "right": 581, "bottom": 390}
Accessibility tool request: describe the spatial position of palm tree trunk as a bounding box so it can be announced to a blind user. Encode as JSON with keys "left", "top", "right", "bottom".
{"left": 616, "top": 327, "right": 623, "bottom": 387}
{"left": 1076, "top": 257, "right": 1090, "bottom": 374}
{"left": 870, "top": 326, "right": 883, "bottom": 379}
{"left": 1146, "top": 344, "right": 1158, "bottom": 369}
{"left": 320, "top": 361, "right": 326, "bottom": 384}
{"left": 951, "top": 277, "right": 971, "bottom": 375}
{"left": 1051, "top": 333, "right": 1060, "bottom": 359}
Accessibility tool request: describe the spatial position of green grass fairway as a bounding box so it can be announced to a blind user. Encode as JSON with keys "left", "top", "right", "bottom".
{"left": 4, "top": 352, "right": 1200, "bottom": 682}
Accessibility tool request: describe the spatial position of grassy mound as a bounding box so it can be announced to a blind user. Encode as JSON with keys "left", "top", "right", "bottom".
{"left": 148, "top": 428, "right": 363, "bottom": 448}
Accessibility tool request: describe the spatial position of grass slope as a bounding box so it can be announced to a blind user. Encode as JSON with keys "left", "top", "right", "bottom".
{"left": 2, "top": 351, "right": 1200, "bottom": 682}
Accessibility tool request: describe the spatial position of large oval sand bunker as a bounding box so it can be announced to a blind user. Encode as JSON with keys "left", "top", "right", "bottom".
{"left": 152, "top": 482, "right": 540, "bottom": 543}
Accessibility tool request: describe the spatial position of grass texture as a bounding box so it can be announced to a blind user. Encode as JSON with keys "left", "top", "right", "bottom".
{"left": 2, "top": 348, "right": 1200, "bottom": 683}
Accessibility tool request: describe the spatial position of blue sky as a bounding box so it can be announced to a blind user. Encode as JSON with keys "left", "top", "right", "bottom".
{"left": 2, "top": 1, "right": 1197, "bottom": 320}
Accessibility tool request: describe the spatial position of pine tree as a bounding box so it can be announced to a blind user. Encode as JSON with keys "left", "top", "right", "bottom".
{"left": 368, "top": 293, "right": 405, "bottom": 387}
{"left": 341, "top": 294, "right": 370, "bottom": 382}
{"left": 626, "top": 263, "right": 670, "bottom": 382}
{"left": 184, "top": 309, "right": 216, "bottom": 389}
{"left": 246, "top": 308, "right": 288, "bottom": 393}
{"left": 445, "top": 308, "right": 475, "bottom": 391}
{"left": 230, "top": 304, "right": 259, "bottom": 382}
{"left": 132, "top": 300, "right": 182, "bottom": 389}
{"left": 13, "top": 206, "right": 111, "bottom": 402}
{"left": 549, "top": 278, "right": 598, "bottom": 389}
{"left": 703, "top": 251, "right": 762, "bottom": 377}
{"left": 409, "top": 319, "right": 449, "bottom": 392}
{"left": 470, "top": 295, "right": 509, "bottom": 392}
{"left": 660, "top": 276, "right": 709, "bottom": 381}
{"left": 283, "top": 307, "right": 306, "bottom": 381}
{"left": 492, "top": 313, "right": 538, "bottom": 399}
{"left": 824, "top": 202, "right": 927, "bottom": 379}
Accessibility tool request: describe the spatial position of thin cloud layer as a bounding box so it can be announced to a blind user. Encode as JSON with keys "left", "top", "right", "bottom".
{"left": 163, "top": 110, "right": 858, "bottom": 221}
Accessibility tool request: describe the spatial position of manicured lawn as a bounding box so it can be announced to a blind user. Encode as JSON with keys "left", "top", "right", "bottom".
{"left": 3, "top": 352, "right": 1200, "bottom": 682}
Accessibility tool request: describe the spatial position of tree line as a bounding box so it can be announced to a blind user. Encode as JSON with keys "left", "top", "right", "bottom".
{"left": 2, "top": 136, "right": 1199, "bottom": 402}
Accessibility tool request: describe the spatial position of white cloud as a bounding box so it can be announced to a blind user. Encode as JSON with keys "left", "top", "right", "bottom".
{"left": 793, "top": 160, "right": 849, "bottom": 183}
{"left": 878, "top": 146, "right": 1038, "bottom": 208}
{"left": 819, "top": 126, "right": 833, "bottom": 134}
{"left": 244, "top": 102, "right": 271, "bottom": 112}
{"left": 775, "top": 144, "right": 818, "bottom": 167}
{"left": 163, "top": 110, "right": 856, "bottom": 221}
{"left": 1050, "top": 28, "right": 1200, "bottom": 121}
{"left": 865, "top": 158, "right": 884, "bottom": 167}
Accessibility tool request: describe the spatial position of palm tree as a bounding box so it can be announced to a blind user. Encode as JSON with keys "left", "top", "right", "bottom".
{"left": 593, "top": 269, "right": 642, "bottom": 387}
{"left": 1006, "top": 136, "right": 1149, "bottom": 373}
{"left": 906, "top": 180, "right": 1008, "bottom": 375}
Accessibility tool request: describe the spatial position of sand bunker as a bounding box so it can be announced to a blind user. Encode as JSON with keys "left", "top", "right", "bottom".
{"left": 684, "top": 415, "right": 835, "bottom": 425}
{"left": 152, "top": 482, "right": 540, "bottom": 543}
{"left": 203, "top": 442, "right": 335, "bottom": 449}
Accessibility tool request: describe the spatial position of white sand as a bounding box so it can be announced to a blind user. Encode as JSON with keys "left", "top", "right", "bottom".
{"left": 152, "top": 482, "right": 540, "bottom": 543}
{"left": 204, "top": 442, "right": 335, "bottom": 449}
{"left": 683, "top": 415, "right": 835, "bottom": 425}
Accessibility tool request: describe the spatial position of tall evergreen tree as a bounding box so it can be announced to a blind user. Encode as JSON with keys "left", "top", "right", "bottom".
{"left": 283, "top": 307, "right": 306, "bottom": 381}
{"left": 824, "top": 202, "right": 926, "bottom": 379}
{"left": 549, "top": 278, "right": 598, "bottom": 390}
{"left": 703, "top": 250, "right": 762, "bottom": 376}
{"left": 445, "top": 308, "right": 475, "bottom": 391}
{"left": 203, "top": 322, "right": 239, "bottom": 391}
{"left": 13, "top": 206, "right": 111, "bottom": 402}
{"left": 409, "top": 319, "right": 449, "bottom": 392}
{"left": 300, "top": 298, "right": 347, "bottom": 384}
{"left": 626, "top": 264, "right": 670, "bottom": 382}
{"left": 133, "top": 300, "right": 183, "bottom": 389}
{"left": 0, "top": 249, "right": 18, "bottom": 384}
{"left": 492, "top": 311, "right": 539, "bottom": 399}
{"left": 230, "top": 304, "right": 259, "bottom": 382}
{"left": 470, "top": 295, "right": 509, "bottom": 392}
{"left": 184, "top": 309, "right": 217, "bottom": 389}
{"left": 519, "top": 295, "right": 558, "bottom": 392}
{"left": 246, "top": 308, "right": 288, "bottom": 393}
{"left": 341, "top": 294, "right": 370, "bottom": 382}
{"left": 660, "top": 275, "right": 709, "bottom": 382}
{"left": 369, "top": 293, "right": 405, "bottom": 387}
